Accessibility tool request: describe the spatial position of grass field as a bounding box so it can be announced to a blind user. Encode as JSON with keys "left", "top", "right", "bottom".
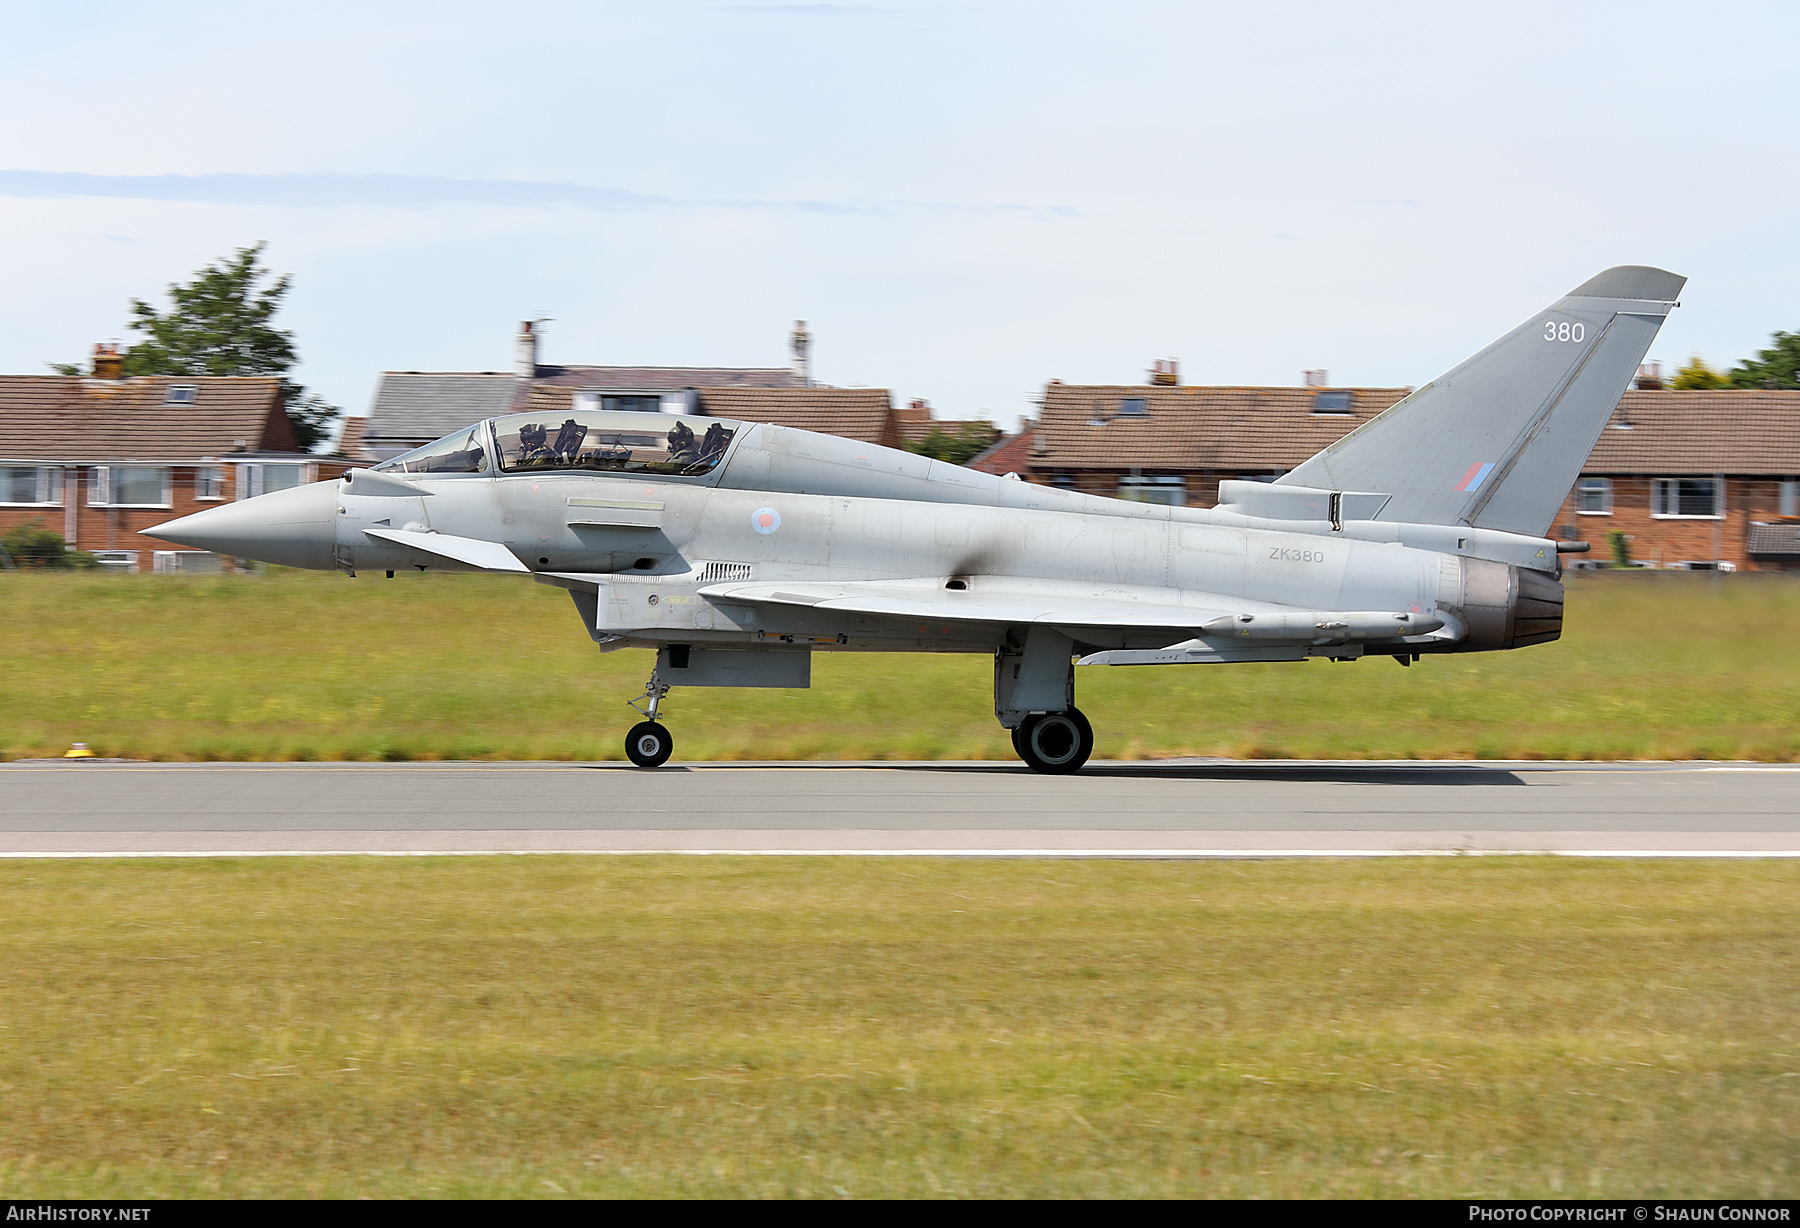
{"left": 3, "top": 569, "right": 1798, "bottom": 762}
{"left": 0, "top": 856, "right": 1796, "bottom": 1199}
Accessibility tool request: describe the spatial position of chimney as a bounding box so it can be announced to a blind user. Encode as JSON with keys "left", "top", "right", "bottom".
{"left": 91, "top": 342, "right": 124, "bottom": 380}
{"left": 1302, "top": 369, "right": 1329, "bottom": 388}
{"left": 790, "top": 320, "right": 812, "bottom": 387}
{"left": 1634, "top": 361, "right": 1664, "bottom": 390}
{"left": 1148, "top": 358, "right": 1179, "bottom": 387}
{"left": 515, "top": 320, "right": 541, "bottom": 379}
{"left": 899, "top": 397, "right": 931, "bottom": 424}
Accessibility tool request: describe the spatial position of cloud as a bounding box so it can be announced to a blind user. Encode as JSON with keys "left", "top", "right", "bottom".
{"left": 0, "top": 169, "right": 1071, "bottom": 220}
{"left": 718, "top": 4, "right": 892, "bottom": 14}
{"left": 0, "top": 170, "right": 670, "bottom": 211}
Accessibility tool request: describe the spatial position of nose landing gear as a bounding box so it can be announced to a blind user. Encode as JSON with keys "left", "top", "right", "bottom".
{"left": 624, "top": 671, "right": 674, "bottom": 768}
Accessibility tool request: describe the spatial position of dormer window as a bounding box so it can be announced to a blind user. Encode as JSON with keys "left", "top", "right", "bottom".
{"left": 1312, "top": 391, "right": 1353, "bottom": 414}
{"left": 1117, "top": 398, "right": 1148, "bottom": 417}
{"left": 165, "top": 385, "right": 199, "bottom": 405}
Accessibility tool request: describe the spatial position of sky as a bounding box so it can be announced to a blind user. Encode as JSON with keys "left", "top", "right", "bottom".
{"left": 2, "top": 1, "right": 1796, "bottom": 438}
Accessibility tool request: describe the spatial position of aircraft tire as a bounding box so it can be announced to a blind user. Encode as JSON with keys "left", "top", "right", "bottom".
{"left": 1014, "top": 708, "right": 1093, "bottom": 775}
{"left": 625, "top": 721, "right": 674, "bottom": 768}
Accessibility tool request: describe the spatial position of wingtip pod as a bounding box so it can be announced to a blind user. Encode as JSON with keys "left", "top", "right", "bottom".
{"left": 1566, "top": 265, "right": 1685, "bottom": 303}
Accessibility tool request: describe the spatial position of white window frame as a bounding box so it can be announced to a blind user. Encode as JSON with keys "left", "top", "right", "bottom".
{"left": 1117, "top": 473, "right": 1188, "bottom": 506}
{"left": 1781, "top": 480, "right": 1798, "bottom": 519}
{"left": 1576, "top": 476, "right": 1613, "bottom": 515}
{"left": 90, "top": 550, "right": 140, "bottom": 574}
{"left": 236, "top": 462, "right": 315, "bottom": 500}
{"left": 195, "top": 466, "right": 226, "bottom": 501}
{"left": 164, "top": 385, "right": 199, "bottom": 405}
{"left": 88, "top": 465, "right": 173, "bottom": 509}
{"left": 152, "top": 549, "right": 224, "bottom": 574}
{"left": 0, "top": 465, "right": 62, "bottom": 507}
{"left": 1651, "top": 477, "right": 1724, "bottom": 520}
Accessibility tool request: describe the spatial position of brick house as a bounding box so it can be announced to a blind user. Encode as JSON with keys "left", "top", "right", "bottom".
{"left": 0, "top": 354, "right": 353, "bottom": 572}
{"left": 1547, "top": 390, "right": 1800, "bottom": 571}
{"left": 362, "top": 322, "right": 905, "bottom": 461}
{"left": 979, "top": 382, "right": 1800, "bottom": 572}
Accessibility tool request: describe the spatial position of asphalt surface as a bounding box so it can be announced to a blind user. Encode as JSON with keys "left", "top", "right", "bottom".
{"left": 2, "top": 760, "right": 1797, "bottom": 856}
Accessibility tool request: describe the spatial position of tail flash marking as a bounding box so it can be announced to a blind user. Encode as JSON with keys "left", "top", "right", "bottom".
{"left": 1455, "top": 461, "right": 1497, "bottom": 493}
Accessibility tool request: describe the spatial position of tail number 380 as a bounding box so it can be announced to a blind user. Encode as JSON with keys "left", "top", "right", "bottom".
{"left": 1543, "top": 320, "right": 1586, "bottom": 343}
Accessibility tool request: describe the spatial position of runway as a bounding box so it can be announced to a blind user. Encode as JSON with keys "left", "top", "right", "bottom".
{"left": 3, "top": 759, "right": 1797, "bottom": 856}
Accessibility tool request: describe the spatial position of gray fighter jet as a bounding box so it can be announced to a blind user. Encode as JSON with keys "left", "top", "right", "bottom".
{"left": 148, "top": 266, "right": 1683, "bottom": 772}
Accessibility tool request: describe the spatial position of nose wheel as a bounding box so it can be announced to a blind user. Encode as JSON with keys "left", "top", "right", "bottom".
{"left": 624, "top": 670, "right": 676, "bottom": 768}
{"left": 625, "top": 721, "right": 674, "bottom": 768}
{"left": 1013, "top": 708, "right": 1094, "bottom": 775}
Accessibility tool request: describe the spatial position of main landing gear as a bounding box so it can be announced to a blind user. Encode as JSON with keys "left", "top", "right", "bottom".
{"left": 996, "top": 628, "right": 1096, "bottom": 775}
{"left": 624, "top": 671, "right": 674, "bottom": 768}
{"left": 1011, "top": 708, "right": 1094, "bottom": 775}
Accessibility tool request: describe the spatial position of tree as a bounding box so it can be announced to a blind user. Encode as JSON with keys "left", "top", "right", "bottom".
{"left": 1671, "top": 355, "right": 1729, "bottom": 390}
{"left": 1608, "top": 529, "right": 1634, "bottom": 570}
{"left": 903, "top": 422, "right": 1000, "bottom": 467}
{"left": 1727, "top": 331, "right": 1800, "bottom": 390}
{"left": 1, "top": 520, "right": 98, "bottom": 569}
{"left": 54, "top": 243, "right": 341, "bottom": 451}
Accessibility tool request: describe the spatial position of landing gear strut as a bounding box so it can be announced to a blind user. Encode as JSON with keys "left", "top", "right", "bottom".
{"left": 1013, "top": 708, "right": 1094, "bottom": 775}
{"left": 624, "top": 671, "right": 674, "bottom": 768}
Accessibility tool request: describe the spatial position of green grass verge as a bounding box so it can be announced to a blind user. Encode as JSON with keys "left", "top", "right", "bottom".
{"left": 1, "top": 856, "right": 1796, "bottom": 1198}
{"left": 4, "top": 569, "right": 1799, "bottom": 761}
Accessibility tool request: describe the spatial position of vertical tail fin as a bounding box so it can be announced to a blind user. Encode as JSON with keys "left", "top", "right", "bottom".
{"left": 1276, "top": 265, "right": 1684, "bottom": 536}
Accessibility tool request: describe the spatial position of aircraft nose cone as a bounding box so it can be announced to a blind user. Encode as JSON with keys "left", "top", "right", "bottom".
{"left": 143, "top": 480, "right": 339, "bottom": 570}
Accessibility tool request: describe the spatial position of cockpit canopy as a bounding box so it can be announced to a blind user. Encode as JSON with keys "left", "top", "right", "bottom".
{"left": 372, "top": 412, "right": 740, "bottom": 479}
{"left": 492, "top": 411, "right": 735, "bottom": 477}
{"left": 374, "top": 424, "right": 489, "bottom": 474}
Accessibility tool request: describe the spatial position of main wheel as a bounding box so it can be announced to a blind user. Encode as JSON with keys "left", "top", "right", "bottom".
{"left": 1014, "top": 708, "right": 1094, "bottom": 775}
{"left": 625, "top": 721, "right": 674, "bottom": 768}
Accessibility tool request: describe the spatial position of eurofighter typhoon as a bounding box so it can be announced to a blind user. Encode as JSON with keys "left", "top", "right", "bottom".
{"left": 148, "top": 266, "right": 1683, "bottom": 772}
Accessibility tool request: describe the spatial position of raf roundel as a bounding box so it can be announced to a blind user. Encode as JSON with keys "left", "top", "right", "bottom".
{"left": 751, "top": 507, "right": 781, "bottom": 535}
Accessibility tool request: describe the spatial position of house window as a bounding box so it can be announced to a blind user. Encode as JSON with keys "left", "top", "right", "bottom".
{"left": 1051, "top": 470, "right": 1077, "bottom": 489}
{"left": 1652, "top": 478, "right": 1722, "bottom": 519}
{"left": 1781, "top": 480, "right": 1798, "bottom": 519}
{"left": 164, "top": 385, "right": 199, "bottom": 405}
{"left": 1577, "top": 477, "right": 1612, "bottom": 514}
{"left": 1312, "top": 390, "right": 1353, "bottom": 414}
{"left": 574, "top": 393, "right": 663, "bottom": 415}
{"left": 1118, "top": 474, "right": 1187, "bottom": 506}
{"left": 236, "top": 463, "right": 311, "bottom": 499}
{"left": 0, "top": 466, "right": 61, "bottom": 505}
{"left": 1117, "top": 398, "right": 1148, "bottom": 417}
{"left": 88, "top": 466, "right": 171, "bottom": 507}
{"left": 195, "top": 467, "right": 225, "bottom": 500}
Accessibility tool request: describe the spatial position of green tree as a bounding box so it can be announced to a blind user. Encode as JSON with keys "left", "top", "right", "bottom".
{"left": 56, "top": 243, "right": 340, "bottom": 451}
{"left": 1608, "top": 529, "right": 1634, "bottom": 569}
{"left": 1727, "top": 331, "right": 1800, "bottom": 390}
{"left": 1, "top": 520, "right": 98, "bottom": 569}
{"left": 903, "top": 422, "right": 1000, "bottom": 467}
{"left": 1671, "top": 355, "right": 1729, "bottom": 390}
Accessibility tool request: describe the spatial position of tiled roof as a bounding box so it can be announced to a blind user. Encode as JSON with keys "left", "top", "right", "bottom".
{"left": 1033, "top": 385, "right": 1800, "bottom": 477}
{"left": 1035, "top": 385, "right": 1409, "bottom": 470}
{"left": 1584, "top": 391, "right": 1800, "bottom": 474}
{"left": 1748, "top": 522, "right": 1800, "bottom": 559}
{"left": 968, "top": 428, "right": 1037, "bottom": 475}
{"left": 695, "top": 387, "right": 900, "bottom": 448}
{"left": 0, "top": 375, "right": 289, "bottom": 462}
{"left": 510, "top": 384, "right": 902, "bottom": 449}
{"left": 532, "top": 365, "right": 804, "bottom": 391}
{"left": 334, "top": 416, "right": 374, "bottom": 462}
{"left": 365, "top": 373, "right": 518, "bottom": 443}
